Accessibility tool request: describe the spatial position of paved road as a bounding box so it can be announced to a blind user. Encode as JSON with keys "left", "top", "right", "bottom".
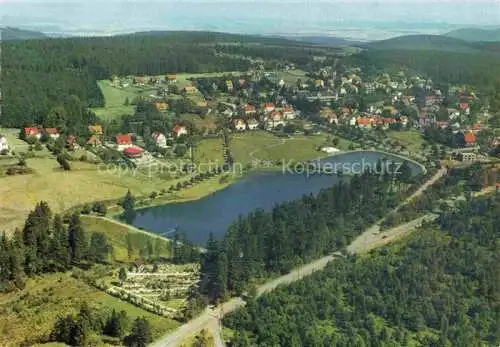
{"left": 151, "top": 168, "right": 448, "bottom": 347}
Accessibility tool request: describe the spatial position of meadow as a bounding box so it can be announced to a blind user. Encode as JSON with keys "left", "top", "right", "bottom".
{"left": 0, "top": 273, "right": 178, "bottom": 346}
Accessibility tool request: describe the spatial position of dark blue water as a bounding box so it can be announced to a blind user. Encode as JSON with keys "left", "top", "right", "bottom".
{"left": 130, "top": 151, "right": 423, "bottom": 245}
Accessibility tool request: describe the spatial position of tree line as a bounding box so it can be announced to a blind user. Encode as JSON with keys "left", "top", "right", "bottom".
{"left": 224, "top": 194, "right": 500, "bottom": 346}
{"left": 50, "top": 302, "right": 152, "bottom": 347}
{"left": 0, "top": 201, "right": 111, "bottom": 292}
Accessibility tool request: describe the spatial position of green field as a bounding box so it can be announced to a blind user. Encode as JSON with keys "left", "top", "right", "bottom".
{"left": 93, "top": 81, "right": 145, "bottom": 121}
{"left": 193, "top": 137, "right": 225, "bottom": 165}
{"left": 278, "top": 69, "right": 308, "bottom": 85}
{"left": 81, "top": 216, "right": 171, "bottom": 263}
{"left": 0, "top": 273, "right": 178, "bottom": 346}
{"left": 387, "top": 130, "right": 426, "bottom": 154}
{"left": 230, "top": 131, "right": 329, "bottom": 166}
{"left": 181, "top": 113, "right": 218, "bottom": 133}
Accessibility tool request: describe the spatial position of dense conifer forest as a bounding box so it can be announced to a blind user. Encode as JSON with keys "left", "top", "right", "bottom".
{"left": 224, "top": 194, "right": 500, "bottom": 346}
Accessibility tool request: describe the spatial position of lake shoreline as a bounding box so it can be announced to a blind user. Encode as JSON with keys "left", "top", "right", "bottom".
{"left": 128, "top": 149, "right": 426, "bottom": 215}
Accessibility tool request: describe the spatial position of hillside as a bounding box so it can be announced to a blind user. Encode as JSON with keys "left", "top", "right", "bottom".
{"left": 363, "top": 34, "right": 479, "bottom": 53}
{"left": 0, "top": 27, "right": 46, "bottom": 41}
{"left": 224, "top": 195, "right": 500, "bottom": 346}
{"left": 446, "top": 27, "right": 500, "bottom": 42}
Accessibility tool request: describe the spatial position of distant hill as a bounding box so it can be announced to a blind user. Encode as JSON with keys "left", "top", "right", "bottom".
{"left": 445, "top": 28, "right": 500, "bottom": 42}
{"left": 272, "top": 35, "right": 363, "bottom": 46}
{"left": 1, "top": 27, "right": 47, "bottom": 41}
{"left": 362, "top": 34, "right": 480, "bottom": 53}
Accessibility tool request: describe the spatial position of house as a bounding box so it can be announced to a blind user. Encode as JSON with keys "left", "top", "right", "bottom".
{"left": 238, "top": 79, "right": 246, "bottom": 87}
{"left": 321, "top": 147, "right": 341, "bottom": 154}
{"left": 472, "top": 122, "right": 482, "bottom": 133}
{"left": 88, "top": 125, "right": 104, "bottom": 135}
{"left": 44, "top": 128, "right": 60, "bottom": 139}
{"left": 154, "top": 102, "right": 168, "bottom": 112}
{"left": 226, "top": 80, "right": 234, "bottom": 92}
{"left": 464, "top": 130, "right": 477, "bottom": 146}
{"left": 115, "top": 134, "right": 133, "bottom": 151}
{"left": 282, "top": 106, "right": 296, "bottom": 120}
{"left": 459, "top": 103, "right": 470, "bottom": 116}
{"left": 319, "top": 108, "right": 338, "bottom": 124}
{"left": 278, "top": 79, "right": 285, "bottom": 88}
{"left": 266, "top": 112, "right": 285, "bottom": 130}
{"left": 134, "top": 76, "right": 147, "bottom": 86}
{"left": 357, "top": 117, "right": 372, "bottom": 129}
{"left": 87, "top": 135, "right": 101, "bottom": 147}
{"left": 173, "top": 125, "right": 188, "bottom": 138}
{"left": 134, "top": 260, "right": 145, "bottom": 273}
{"left": 244, "top": 104, "right": 257, "bottom": 116}
{"left": 183, "top": 85, "right": 198, "bottom": 94}
{"left": 124, "top": 147, "right": 144, "bottom": 158}
{"left": 247, "top": 118, "right": 259, "bottom": 130}
{"left": 152, "top": 131, "right": 168, "bottom": 148}
{"left": 315, "top": 79, "right": 324, "bottom": 88}
{"left": 233, "top": 118, "right": 247, "bottom": 131}
{"left": 398, "top": 116, "right": 408, "bottom": 127}
{"left": 24, "top": 127, "right": 41, "bottom": 139}
{"left": 0, "top": 136, "right": 9, "bottom": 153}
{"left": 436, "top": 121, "right": 449, "bottom": 129}
{"left": 166, "top": 74, "right": 177, "bottom": 84}
{"left": 196, "top": 100, "right": 208, "bottom": 108}
{"left": 263, "top": 103, "right": 275, "bottom": 113}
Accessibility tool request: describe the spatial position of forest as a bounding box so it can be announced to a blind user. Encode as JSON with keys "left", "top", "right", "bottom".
{"left": 199, "top": 168, "right": 414, "bottom": 303}
{"left": 224, "top": 194, "right": 500, "bottom": 346}
{"left": 0, "top": 31, "right": 328, "bottom": 129}
{"left": 0, "top": 202, "right": 111, "bottom": 292}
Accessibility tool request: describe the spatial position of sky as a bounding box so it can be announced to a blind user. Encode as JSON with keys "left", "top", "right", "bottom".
{"left": 1, "top": 0, "right": 499, "bottom": 40}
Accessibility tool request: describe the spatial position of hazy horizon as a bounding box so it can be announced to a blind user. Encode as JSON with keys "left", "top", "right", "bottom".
{"left": 1, "top": 0, "right": 499, "bottom": 40}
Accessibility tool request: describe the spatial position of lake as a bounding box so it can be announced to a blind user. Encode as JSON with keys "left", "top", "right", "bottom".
{"left": 129, "top": 151, "right": 424, "bottom": 245}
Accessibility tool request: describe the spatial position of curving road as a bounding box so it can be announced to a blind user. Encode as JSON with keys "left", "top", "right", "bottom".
{"left": 151, "top": 168, "right": 448, "bottom": 347}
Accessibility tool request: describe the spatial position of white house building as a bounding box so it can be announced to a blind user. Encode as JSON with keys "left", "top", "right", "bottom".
{"left": 152, "top": 131, "right": 168, "bottom": 148}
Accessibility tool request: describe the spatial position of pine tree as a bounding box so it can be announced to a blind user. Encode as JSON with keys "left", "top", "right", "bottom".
{"left": 51, "top": 214, "right": 70, "bottom": 269}
{"left": 124, "top": 317, "right": 152, "bottom": 347}
{"left": 68, "top": 212, "right": 87, "bottom": 263}
{"left": 104, "top": 309, "right": 128, "bottom": 338}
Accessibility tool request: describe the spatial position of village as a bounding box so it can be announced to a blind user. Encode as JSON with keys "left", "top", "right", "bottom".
{"left": 2, "top": 61, "right": 496, "bottom": 171}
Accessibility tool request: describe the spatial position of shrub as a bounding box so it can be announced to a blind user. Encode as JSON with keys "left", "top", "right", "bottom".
{"left": 81, "top": 204, "right": 92, "bottom": 215}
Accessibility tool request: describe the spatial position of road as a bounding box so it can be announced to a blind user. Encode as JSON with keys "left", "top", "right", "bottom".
{"left": 150, "top": 168, "right": 448, "bottom": 347}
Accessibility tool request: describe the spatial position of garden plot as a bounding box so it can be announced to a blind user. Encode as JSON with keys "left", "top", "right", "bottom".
{"left": 107, "top": 263, "right": 200, "bottom": 318}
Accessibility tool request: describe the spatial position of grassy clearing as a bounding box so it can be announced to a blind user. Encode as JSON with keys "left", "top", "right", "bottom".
{"left": 194, "top": 137, "right": 225, "bottom": 165}
{"left": 230, "top": 131, "right": 329, "bottom": 165}
{"left": 81, "top": 216, "right": 171, "bottom": 263}
{"left": 278, "top": 69, "right": 307, "bottom": 85}
{"left": 93, "top": 81, "right": 139, "bottom": 121}
{"left": 387, "top": 130, "right": 426, "bottom": 154}
{"left": 0, "top": 156, "right": 178, "bottom": 234}
{"left": 181, "top": 113, "right": 218, "bottom": 133}
{"left": 174, "top": 72, "right": 240, "bottom": 89}
{"left": 0, "top": 273, "right": 178, "bottom": 346}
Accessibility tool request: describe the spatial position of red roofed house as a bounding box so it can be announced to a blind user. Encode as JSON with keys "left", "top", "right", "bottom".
{"left": 244, "top": 104, "right": 257, "bottom": 116}
{"left": 263, "top": 103, "right": 275, "bottom": 113}
{"left": 459, "top": 103, "right": 470, "bottom": 116}
{"left": 44, "top": 128, "right": 60, "bottom": 139}
{"left": 87, "top": 135, "right": 101, "bottom": 147}
{"left": 124, "top": 147, "right": 143, "bottom": 158}
{"left": 464, "top": 130, "right": 476, "bottom": 146}
{"left": 88, "top": 125, "right": 104, "bottom": 135}
{"left": 282, "top": 105, "right": 296, "bottom": 120}
{"left": 24, "top": 127, "right": 41, "bottom": 140}
{"left": 166, "top": 74, "right": 177, "bottom": 84}
{"left": 115, "top": 134, "right": 133, "bottom": 151}
{"left": 173, "top": 125, "right": 188, "bottom": 138}
{"left": 266, "top": 111, "right": 285, "bottom": 130}
{"left": 356, "top": 117, "right": 372, "bottom": 129}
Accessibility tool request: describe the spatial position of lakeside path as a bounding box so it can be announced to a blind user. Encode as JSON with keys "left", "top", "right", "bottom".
{"left": 150, "top": 168, "right": 448, "bottom": 347}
